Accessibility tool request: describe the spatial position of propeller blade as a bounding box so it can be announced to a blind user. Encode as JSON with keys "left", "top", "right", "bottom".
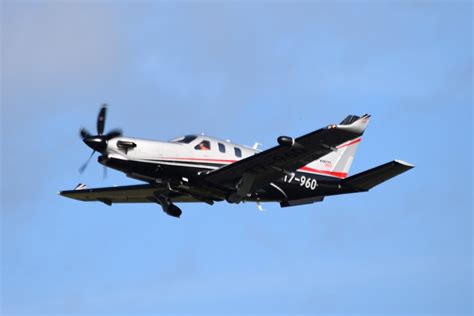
{"left": 79, "top": 128, "right": 92, "bottom": 140}
{"left": 97, "top": 104, "right": 107, "bottom": 135}
{"left": 79, "top": 150, "right": 96, "bottom": 174}
{"left": 103, "top": 165, "right": 108, "bottom": 179}
{"left": 105, "top": 128, "right": 123, "bottom": 140}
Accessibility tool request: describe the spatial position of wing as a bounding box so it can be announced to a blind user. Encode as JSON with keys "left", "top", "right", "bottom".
{"left": 60, "top": 183, "right": 199, "bottom": 205}
{"left": 201, "top": 114, "right": 371, "bottom": 198}
{"left": 341, "top": 160, "right": 414, "bottom": 192}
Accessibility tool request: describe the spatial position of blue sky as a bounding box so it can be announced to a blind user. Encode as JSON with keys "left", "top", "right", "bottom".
{"left": 1, "top": 1, "right": 472, "bottom": 315}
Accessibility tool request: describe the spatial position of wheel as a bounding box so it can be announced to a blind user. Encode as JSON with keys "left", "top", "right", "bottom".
{"left": 165, "top": 204, "right": 182, "bottom": 218}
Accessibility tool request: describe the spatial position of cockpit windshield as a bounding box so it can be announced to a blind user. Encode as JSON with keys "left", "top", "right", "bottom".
{"left": 170, "top": 135, "right": 198, "bottom": 144}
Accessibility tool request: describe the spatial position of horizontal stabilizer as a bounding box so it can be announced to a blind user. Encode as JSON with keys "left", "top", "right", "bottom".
{"left": 342, "top": 160, "right": 414, "bottom": 191}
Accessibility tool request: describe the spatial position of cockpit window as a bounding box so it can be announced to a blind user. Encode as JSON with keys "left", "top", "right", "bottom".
{"left": 172, "top": 135, "right": 197, "bottom": 144}
{"left": 195, "top": 140, "right": 211, "bottom": 151}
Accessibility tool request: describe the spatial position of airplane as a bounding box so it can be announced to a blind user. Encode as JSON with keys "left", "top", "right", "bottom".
{"left": 60, "top": 105, "right": 414, "bottom": 218}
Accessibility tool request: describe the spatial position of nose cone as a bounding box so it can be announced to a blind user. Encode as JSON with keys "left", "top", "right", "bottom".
{"left": 83, "top": 137, "right": 107, "bottom": 152}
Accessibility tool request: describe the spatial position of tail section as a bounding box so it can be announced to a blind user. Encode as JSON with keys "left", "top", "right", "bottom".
{"left": 303, "top": 114, "right": 370, "bottom": 179}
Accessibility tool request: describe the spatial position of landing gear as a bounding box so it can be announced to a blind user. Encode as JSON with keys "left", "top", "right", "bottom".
{"left": 153, "top": 193, "right": 182, "bottom": 218}
{"left": 162, "top": 203, "right": 182, "bottom": 218}
{"left": 226, "top": 193, "right": 242, "bottom": 204}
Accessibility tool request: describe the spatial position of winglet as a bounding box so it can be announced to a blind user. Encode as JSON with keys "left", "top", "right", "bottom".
{"left": 394, "top": 159, "right": 415, "bottom": 168}
{"left": 336, "top": 114, "right": 371, "bottom": 134}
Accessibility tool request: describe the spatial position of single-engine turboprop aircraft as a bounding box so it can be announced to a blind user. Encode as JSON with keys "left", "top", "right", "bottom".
{"left": 60, "top": 105, "right": 414, "bottom": 218}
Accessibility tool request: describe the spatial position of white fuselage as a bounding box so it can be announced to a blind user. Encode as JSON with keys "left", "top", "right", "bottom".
{"left": 105, "top": 135, "right": 258, "bottom": 172}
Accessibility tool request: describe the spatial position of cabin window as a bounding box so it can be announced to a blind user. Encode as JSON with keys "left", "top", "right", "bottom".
{"left": 173, "top": 135, "right": 197, "bottom": 144}
{"left": 218, "top": 143, "right": 226, "bottom": 153}
{"left": 194, "top": 140, "right": 211, "bottom": 151}
{"left": 234, "top": 147, "right": 242, "bottom": 157}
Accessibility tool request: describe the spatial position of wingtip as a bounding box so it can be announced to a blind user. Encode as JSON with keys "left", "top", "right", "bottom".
{"left": 395, "top": 160, "right": 415, "bottom": 168}
{"left": 337, "top": 113, "right": 371, "bottom": 134}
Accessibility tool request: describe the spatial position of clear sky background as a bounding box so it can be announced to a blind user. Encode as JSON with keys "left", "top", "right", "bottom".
{"left": 1, "top": 1, "right": 472, "bottom": 315}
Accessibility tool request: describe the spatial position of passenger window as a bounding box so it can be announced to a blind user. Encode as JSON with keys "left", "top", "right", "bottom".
{"left": 195, "top": 140, "right": 211, "bottom": 151}
{"left": 218, "top": 143, "right": 226, "bottom": 153}
{"left": 234, "top": 147, "right": 242, "bottom": 157}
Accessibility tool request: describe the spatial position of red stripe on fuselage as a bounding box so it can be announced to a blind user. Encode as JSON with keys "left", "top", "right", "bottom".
{"left": 160, "top": 157, "right": 237, "bottom": 163}
{"left": 159, "top": 157, "right": 347, "bottom": 178}
{"left": 299, "top": 166, "right": 347, "bottom": 178}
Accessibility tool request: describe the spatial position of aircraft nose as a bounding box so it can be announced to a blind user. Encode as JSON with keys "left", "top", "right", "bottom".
{"left": 83, "top": 137, "right": 107, "bottom": 152}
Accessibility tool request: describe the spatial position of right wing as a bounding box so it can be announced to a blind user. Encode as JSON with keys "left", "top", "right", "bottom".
{"left": 202, "top": 114, "right": 371, "bottom": 196}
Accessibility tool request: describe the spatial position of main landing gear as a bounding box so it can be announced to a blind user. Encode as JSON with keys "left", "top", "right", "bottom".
{"left": 152, "top": 193, "right": 182, "bottom": 218}
{"left": 161, "top": 202, "right": 182, "bottom": 218}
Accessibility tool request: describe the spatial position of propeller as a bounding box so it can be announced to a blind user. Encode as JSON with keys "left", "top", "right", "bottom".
{"left": 79, "top": 150, "right": 96, "bottom": 174}
{"left": 78, "top": 104, "right": 123, "bottom": 174}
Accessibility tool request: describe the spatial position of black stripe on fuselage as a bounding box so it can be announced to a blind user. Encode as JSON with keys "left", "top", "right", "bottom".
{"left": 102, "top": 157, "right": 344, "bottom": 202}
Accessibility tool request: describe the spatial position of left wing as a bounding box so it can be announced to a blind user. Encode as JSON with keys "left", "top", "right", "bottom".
{"left": 201, "top": 114, "right": 370, "bottom": 200}
{"left": 60, "top": 183, "right": 198, "bottom": 205}
{"left": 341, "top": 160, "right": 414, "bottom": 192}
